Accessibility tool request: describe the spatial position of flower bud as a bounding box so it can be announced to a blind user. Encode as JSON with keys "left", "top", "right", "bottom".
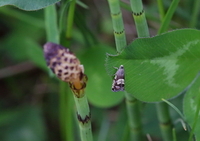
{"left": 43, "top": 42, "right": 87, "bottom": 97}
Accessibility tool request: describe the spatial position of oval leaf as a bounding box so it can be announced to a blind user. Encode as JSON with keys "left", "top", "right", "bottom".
{"left": 106, "top": 29, "right": 200, "bottom": 102}
{"left": 0, "top": 0, "right": 60, "bottom": 11}
{"left": 183, "top": 74, "right": 200, "bottom": 140}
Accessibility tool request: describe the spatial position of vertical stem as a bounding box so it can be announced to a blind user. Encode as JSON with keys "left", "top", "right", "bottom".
{"left": 60, "top": 0, "right": 93, "bottom": 140}
{"left": 172, "top": 128, "right": 177, "bottom": 141}
{"left": 45, "top": 5, "right": 73, "bottom": 141}
{"left": 128, "top": 1, "right": 150, "bottom": 140}
{"left": 156, "top": 102, "right": 173, "bottom": 141}
{"left": 59, "top": 81, "right": 74, "bottom": 141}
{"left": 156, "top": 0, "right": 180, "bottom": 140}
{"left": 73, "top": 94, "right": 93, "bottom": 141}
{"left": 44, "top": 5, "right": 59, "bottom": 44}
{"left": 107, "top": 0, "right": 127, "bottom": 52}
{"left": 66, "top": 0, "right": 76, "bottom": 39}
{"left": 121, "top": 123, "right": 129, "bottom": 141}
{"left": 107, "top": 0, "right": 144, "bottom": 140}
{"left": 59, "top": 0, "right": 76, "bottom": 46}
{"left": 189, "top": 0, "right": 200, "bottom": 28}
{"left": 158, "top": 0, "right": 180, "bottom": 34}
{"left": 59, "top": 82, "right": 74, "bottom": 141}
{"left": 74, "top": 10, "right": 97, "bottom": 47}
{"left": 125, "top": 92, "right": 144, "bottom": 140}
{"left": 59, "top": 82, "right": 66, "bottom": 141}
{"left": 130, "top": 0, "right": 149, "bottom": 37}
{"left": 157, "top": 0, "right": 165, "bottom": 20}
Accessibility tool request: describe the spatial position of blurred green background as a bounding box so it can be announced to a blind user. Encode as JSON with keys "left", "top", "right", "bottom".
{"left": 0, "top": 0, "right": 199, "bottom": 140}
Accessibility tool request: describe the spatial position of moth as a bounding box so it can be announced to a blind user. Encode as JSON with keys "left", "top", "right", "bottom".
{"left": 112, "top": 65, "right": 125, "bottom": 92}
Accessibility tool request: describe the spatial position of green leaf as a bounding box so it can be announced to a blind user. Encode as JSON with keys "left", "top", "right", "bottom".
{"left": 80, "top": 44, "right": 124, "bottom": 108}
{"left": 0, "top": 0, "right": 60, "bottom": 11}
{"left": 106, "top": 29, "right": 200, "bottom": 102}
{"left": 183, "top": 75, "right": 200, "bottom": 141}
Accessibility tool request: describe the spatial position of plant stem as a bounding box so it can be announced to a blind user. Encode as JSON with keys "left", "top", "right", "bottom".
{"left": 59, "top": 82, "right": 74, "bottom": 141}
{"left": 108, "top": 0, "right": 143, "bottom": 141}
{"left": 125, "top": 92, "right": 144, "bottom": 141}
{"left": 107, "top": 0, "right": 127, "bottom": 52}
{"left": 156, "top": 102, "right": 173, "bottom": 141}
{"left": 158, "top": 0, "right": 180, "bottom": 34}
{"left": 172, "top": 128, "right": 177, "bottom": 141}
{"left": 107, "top": 0, "right": 144, "bottom": 140}
{"left": 59, "top": 0, "right": 70, "bottom": 35}
{"left": 189, "top": 0, "right": 200, "bottom": 28}
{"left": 74, "top": 10, "right": 97, "bottom": 47}
{"left": 45, "top": 5, "right": 73, "bottom": 141}
{"left": 121, "top": 123, "right": 129, "bottom": 141}
{"left": 130, "top": 0, "right": 149, "bottom": 37}
{"left": 66, "top": 0, "right": 76, "bottom": 40}
{"left": 73, "top": 94, "right": 93, "bottom": 141}
{"left": 156, "top": 0, "right": 180, "bottom": 140}
{"left": 44, "top": 5, "right": 59, "bottom": 44}
{"left": 157, "top": 0, "right": 165, "bottom": 20}
{"left": 59, "top": 81, "right": 66, "bottom": 141}
{"left": 60, "top": 1, "right": 93, "bottom": 140}
{"left": 128, "top": 1, "right": 151, "bottom": 140}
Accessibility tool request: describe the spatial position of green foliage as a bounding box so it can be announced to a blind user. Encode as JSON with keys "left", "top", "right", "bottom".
{"left": 0, "top": 106, "right": 47, "bottom": 141}
{"left": 183, "top": 75, "right": 200, "bottom": 141}
{"left": 0, "top": 0, "right": 200, "bottom": 140}
{"left": 0, "top": 0, "right": 60, "bottom": 11}
{"left": 106, "top": 29, "right": 200, "bottom": 102}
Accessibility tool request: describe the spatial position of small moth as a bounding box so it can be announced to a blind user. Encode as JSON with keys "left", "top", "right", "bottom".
{"left": 112, "top": 65, "right": 125, "bottom": 92}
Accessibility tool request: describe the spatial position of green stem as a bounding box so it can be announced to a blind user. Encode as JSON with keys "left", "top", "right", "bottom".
{"left": 59, "top": 1, "right": 93, "bottom": 140}
{"left": 74, "top": 10, "right": 97, "bottom": 47}
{"left": 107, "top": 0, "right": 127, "bottom": 52}
{"left": 189, "top": 0, "right": 200, "bottom": 28}
{"left": 158, "top": 0, "right": 180, "bottom": 34}
{"left": 162, "top": 99, "right": 185, "bottom": 120}
{"left": 66, "top": 0, "right": 76, "bottom": 39}
{"left": 44, "top": 5, "right": 59, "bottom": 44}
{"left": 121, "top": 123, "right": 129, "bottom": 141}
{"left": 73, "top": 94, "right": 93, "bottom": 141}
{"left": 157, "top": 0, "right": 165, "bottom": 20}
{"left": 172, "top": 128, "right": 177, "bottom": 141}
{"left": 130, "top": 0, "right": 149, "bottom": 37}
{"left": 125, "top": 92, "right": 144, "bottom": 141}
{"left": 45, "top": 5, "right": 73, "bottom": 141}
{"left": 128, "top": 1, "right": 150, "bottom": 140}
{"left": 59, "top": 82, "right": 74, "bottom": 141}
{"left": 156, "top": 102, "right": 173, "bottom": 141}
{"left": 59, "top": 82, "right": 66, "bottom": 141}
{"left": 59, "top": 0, "right": 70, "bottom": 35}
{"left": 156, "top": 1, "right": 180, "bottom": 140}
{"left": 107, "top": 0, "right": 144, "bottom": 140}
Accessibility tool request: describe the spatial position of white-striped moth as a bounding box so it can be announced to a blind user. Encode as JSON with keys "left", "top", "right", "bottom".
{"left": 112, "top": 65, "right": 125, "bottom": 92}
